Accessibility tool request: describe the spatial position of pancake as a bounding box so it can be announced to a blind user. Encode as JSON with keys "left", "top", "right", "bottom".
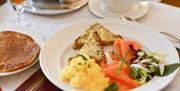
{"left": 0, "top": 31, "right": 40, "bottom": 72}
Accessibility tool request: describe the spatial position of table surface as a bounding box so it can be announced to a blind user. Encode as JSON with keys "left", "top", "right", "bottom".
{"left": 0, "top": 0, "right": 180, "bottom": 91}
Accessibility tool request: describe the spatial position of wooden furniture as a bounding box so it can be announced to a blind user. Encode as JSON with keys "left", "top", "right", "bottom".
{"left": 161, "top": 0, "right": 180, "bottom": 7}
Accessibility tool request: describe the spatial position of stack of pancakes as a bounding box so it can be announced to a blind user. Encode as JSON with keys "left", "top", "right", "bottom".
{"left": 0, "top": 31, "right": 40, "bottom": 72}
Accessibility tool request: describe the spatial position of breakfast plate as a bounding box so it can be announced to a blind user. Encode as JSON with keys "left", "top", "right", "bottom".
{"left": 40, "top": 19, "right": 179, "bottom": 91}
{"left": 0, "top": 23, "right": 44, "bottom": 76}
{"left": 88, "top": 0, "right": 149, "bottom": 19}
{"left": 25, "top": 0, "right": 88, "bottom": 15}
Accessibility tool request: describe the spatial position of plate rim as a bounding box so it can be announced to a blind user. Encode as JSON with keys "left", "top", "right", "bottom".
{"left": 0, "top": 23, "right": 42, "bottom": 76}
{"left": 40, "top": 19, "right": 179, "bottom": 91}
{"left": 25, "top": 0, "right": 88, "bottom": 15}
{"left": 88, "top": 0, "right": 150, "bottom": 19}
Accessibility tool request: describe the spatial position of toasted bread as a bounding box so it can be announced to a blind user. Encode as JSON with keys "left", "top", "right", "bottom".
{"left": 73, "top": 23, "right": 121, "bottom": 49}
{"left": 0, "top": 31, "right": 40, "bottom": 72}
{"left": 78, "top": 32, "right": 105, "bottom": 61}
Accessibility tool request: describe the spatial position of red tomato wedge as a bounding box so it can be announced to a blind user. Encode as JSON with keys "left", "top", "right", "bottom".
{"left": 103, "top": 64, "right": 139, "bottom": 91}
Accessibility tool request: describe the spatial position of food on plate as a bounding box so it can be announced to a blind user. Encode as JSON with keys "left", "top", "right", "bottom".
{"left": 79, "top": 32, "right": 105, "bottom": 61}
{"left": 110, "top": 38, "right": 142, "bottom": 64}
{"left": 73, "top": 23, "right": 121, "bottom": 49}
{"left": 60, "top": 23, "right": 180, "bottom": 91}
{"left": 107, "top": 38, "right": 179, "bottom": 90}
{"left": 0, "top": 31, "right": 40, "bottom": 72}
{"left": 60, "top": 54, "right": 109, "bottom": 91}
{"left": 64, "top": 0, "right": 81, "bottom": 3}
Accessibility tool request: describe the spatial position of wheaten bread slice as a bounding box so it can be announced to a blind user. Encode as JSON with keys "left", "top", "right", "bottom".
{"left": 73, "top": 23, "right": 121, "bottom": 49}
{"left": 78, "top": 32, "right": 105, "bottom": 61}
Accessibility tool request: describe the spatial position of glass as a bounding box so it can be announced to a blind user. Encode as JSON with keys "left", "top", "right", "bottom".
{"left": 9, "top": 0, "right": 29, "bottom": 26}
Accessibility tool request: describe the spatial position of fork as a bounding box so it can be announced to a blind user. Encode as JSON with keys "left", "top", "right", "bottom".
{"left": 119, "top": 16, "right": 180, "bottom": 49}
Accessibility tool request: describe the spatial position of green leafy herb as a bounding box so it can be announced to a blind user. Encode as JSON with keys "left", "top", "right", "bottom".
{"left": 152, "top": 63, "right": 180, "bottom": 77}
{"left": 114, "top": 60, "right": 124, "bottom": 76}
{"left": 138, "top": 69, "right": 148, "bottom": 85}
{"left": 162, "top": 63, "right": 180, "bottom": 76}
{"left": 77, "top": 54, "right": 88, "bottom": 60}
{"left": 112, "top": 51, "right": 131, "bottom": 67}
{"left": 113, "top": 51, "right": 131, "bottom": 76}
{"left": 131, "top": 67, "right": 139, "bottom": 79}
{"left": 137, "top": 50, "right": 146, "bottom": 57}
{"left": 104, "top": 82, "right": 118, "bottom": 91}
{"left": 148, "top": 65, "right": 158, "bottom": 73}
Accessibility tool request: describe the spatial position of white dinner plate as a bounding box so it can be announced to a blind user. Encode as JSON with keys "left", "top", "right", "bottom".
{"left": 89, "top": 0, "right": 149, "bottom": 19}
{"left": 40, "top": 19, "right": 179, "bottom": 91}
{"left": 0, "top": 23, "right": 44, "bottom": 76}
{"left": 25, "top": 0, "right": 88, "bottom": 15}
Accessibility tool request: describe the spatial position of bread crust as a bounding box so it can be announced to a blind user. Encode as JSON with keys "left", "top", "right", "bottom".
{"left": 73, "top": 23, "right": 121, "bottom": 49}
{"left": 0, "top": 31, "right": 40, "bottom": 72}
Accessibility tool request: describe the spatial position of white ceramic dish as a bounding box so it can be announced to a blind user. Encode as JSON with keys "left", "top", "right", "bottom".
{"left": 25, "top": 0, "right": 88, "bottom": 15}
{"left": 40, "top": 19, "right": 179, "bottom": 91}
{"left": 88, "top": 0, "right": 149, "bottom": 19}
{"left": 0, "top": 23, "right": 44, "bottom": 76}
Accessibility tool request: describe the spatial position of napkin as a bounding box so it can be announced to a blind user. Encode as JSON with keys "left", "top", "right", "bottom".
{"left": 15, "top": 69, "right": 62, "bottom": 91}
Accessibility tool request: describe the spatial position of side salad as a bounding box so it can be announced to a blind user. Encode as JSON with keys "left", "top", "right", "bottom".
{"left": 104, "top": 38, "right": 180, "bottom": 91}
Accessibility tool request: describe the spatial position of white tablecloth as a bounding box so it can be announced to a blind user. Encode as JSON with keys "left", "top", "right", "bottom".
{"left": 0, "top": 1, "right": 180, "bottom": 91}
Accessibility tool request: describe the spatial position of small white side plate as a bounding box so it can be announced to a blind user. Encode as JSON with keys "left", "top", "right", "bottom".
{"left": 25, "top": 0, "right": 88, "bottom": 15}
{"left": 89, "top": 0, "right": 150, "bottom": 19}
{"left": 0, "top": 23, "right": 43, "bottom": 76}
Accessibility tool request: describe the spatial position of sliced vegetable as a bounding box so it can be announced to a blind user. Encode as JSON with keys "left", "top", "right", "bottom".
{"left": 162, "top": 63, "right": 180, "bottom": 76}
{"left": 103, "top": 64, "right": 139, "bottom": 89}
{"left": 121, "top": 41, "right": 133, "bottom": 63}
{"left": 148, "top": 65, "right": 158, "bottom": 73}
{"left": 147, "top": 52, "right": 165, "bottom": 63}
{"left": 159, "top": 64, "right": 165, "bottom": 75}
{"left": 99, "top": 59, "right": 108, "bottom": 68}
{"left": 113, "top": 50, "right": 130, "bottom": 75}
{"left": 137, "top": 49, "right": 146, "bottom": 57}
{"left": 104, "top": 82, "right": 118, "bottom": 91}
{"left": 112, "top": 51, "right": 131, "bottom": 68}
{"left": 125, "top": 40, "right": 142, "bottom": 51}
{"left": 113, "top": 38, "right": 123, "bottom": 61}
{"left": 138, "top": 69, "right": 148, "bottom": 85}
{"left": 131, "top": 67, "right": 139, "bottom": 79}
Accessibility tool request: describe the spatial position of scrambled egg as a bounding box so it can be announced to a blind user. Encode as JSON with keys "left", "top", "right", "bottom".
{"left": 60, "top": 55, "right": 109, "bottom": 91}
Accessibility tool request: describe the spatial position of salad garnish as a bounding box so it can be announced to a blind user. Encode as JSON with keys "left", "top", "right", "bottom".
{"left": 130, "top": 50, "right": 180, "bottom": 84}
{"left": 113, "top": 51, "right": 131, "bottom": 76}
{"left": 105, "top": 82, "right": 118, "bottom": 91}
{"left": 112, "top": 49, "right": 180, "bottom": 85}
{"left": 159, "top": 63, "right": 180, "bottom": 76}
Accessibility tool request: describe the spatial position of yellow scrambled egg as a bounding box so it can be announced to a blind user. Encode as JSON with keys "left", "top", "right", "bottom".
{"left": 60, "top": 55, "right": 109, "bottom": 91}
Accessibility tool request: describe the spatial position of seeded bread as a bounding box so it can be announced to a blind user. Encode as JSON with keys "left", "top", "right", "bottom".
{"left": 73, "top": 23, "right": 121, "bottom": 49}
{"left": 78, "top": 32, "right": 106, "bottom": 61}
